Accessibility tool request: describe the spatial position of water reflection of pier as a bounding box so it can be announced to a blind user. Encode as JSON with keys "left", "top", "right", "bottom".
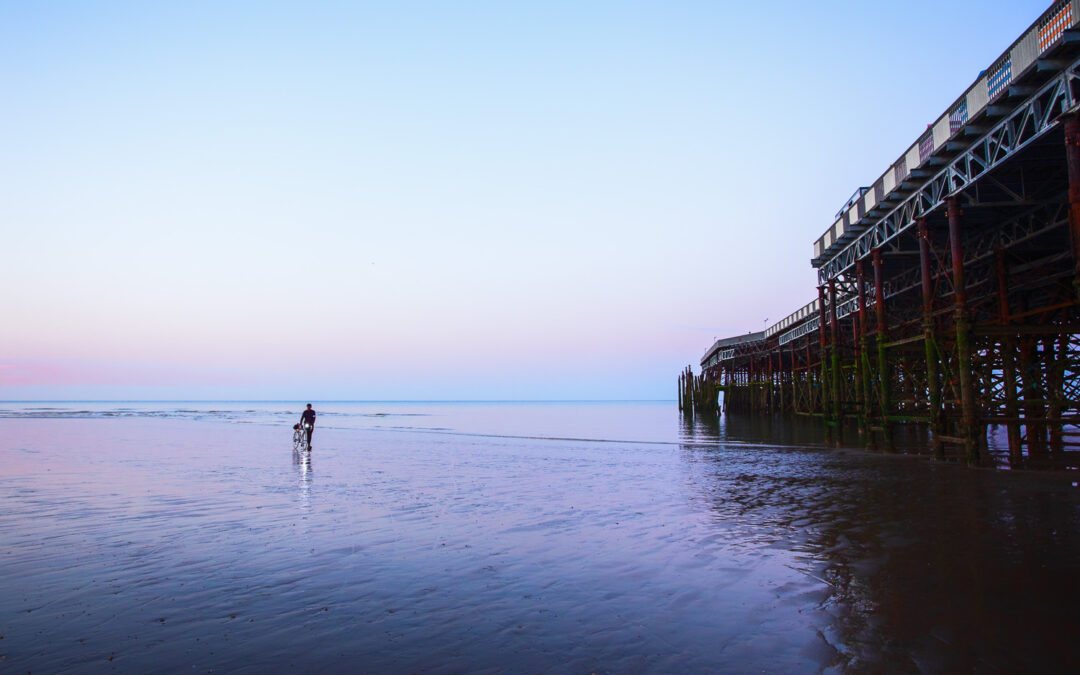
{"left": 677, "top": 426, "right": 1080, "bottom": 671}
{"left": 683, "top": 2, "right": 1080, "bottom": 470}
{"left": 681, "top": 409, "right": 830, "bottom": 449}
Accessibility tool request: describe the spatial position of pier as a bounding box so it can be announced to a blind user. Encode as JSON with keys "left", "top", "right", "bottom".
{"left": 683, "top": 1, "right": 1080, "bottom": 469}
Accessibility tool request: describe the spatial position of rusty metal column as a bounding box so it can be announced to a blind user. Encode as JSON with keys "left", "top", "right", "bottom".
{"left": 790, "top": 340, "right": 798, "bottom": 413}
{"left": 1047, "top": 332, "right": 1065, "bottom": 454}
{"left": 767, "top": 351, "right": 774, "bottom": 415}
{"left": 850, "top": 317, "right": 861, "bottom": 436}
{"left": 872, "top": 248, "right": 894, "bottom": 452}
{"left": 1065, "top": 115, "right": 1080, "bottom": 296}
{"left": 777, "top": 347, "right": 785, "bottom": 415}
{"left": 828, "top": 279, "right": 843, "bottom": 444}
{"left": 818, "top": 285, "right": 832, "bottom": 442}
{"left": 948, "top": 198, "right": 980, "bottom": 465}
{"left": 1015, "top": 295, "right": 1048, "bottom": 459}
{"left": 752, "top": 357, "right": 758, "bottom": 413}
{"left": 919, "top": 219, "right": 945, "bottom": 459}
{"left": 855, "top": 261, "right": 871, "bottom": 448}
{"left": 721, "top": 363, "right": 727, "bottom": 414}
{"left": 995, "top": 250, "right": 1021, "bottom": 465}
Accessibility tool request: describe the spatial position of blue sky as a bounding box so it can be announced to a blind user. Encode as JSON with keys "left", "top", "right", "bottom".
{"left": 0, "top": 0, "right": 1051, "bottom": 399}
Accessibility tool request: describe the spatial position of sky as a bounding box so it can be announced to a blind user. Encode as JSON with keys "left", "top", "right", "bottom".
{"left": 0, "top": 0, "right": 1053, "bottom": 400}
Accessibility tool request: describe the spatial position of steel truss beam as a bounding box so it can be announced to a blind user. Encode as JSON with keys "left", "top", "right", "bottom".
{"left": 817, "top": 58, "right": 1080, "bottom": 284}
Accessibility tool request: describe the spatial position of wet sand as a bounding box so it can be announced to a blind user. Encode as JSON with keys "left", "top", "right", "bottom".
{"left": 1, "top": 407, "right": 1079, "bottom": 672}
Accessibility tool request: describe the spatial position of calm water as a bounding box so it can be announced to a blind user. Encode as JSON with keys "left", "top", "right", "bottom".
{"left": 1, "top": 401, "right": 1078, "bottom": 673}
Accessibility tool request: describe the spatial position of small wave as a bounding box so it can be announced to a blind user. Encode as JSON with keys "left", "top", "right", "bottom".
{"left": 362, "top": 424, "right": 732, "bottom": 448}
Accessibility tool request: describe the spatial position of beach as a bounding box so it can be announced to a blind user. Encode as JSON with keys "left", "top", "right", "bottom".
{"left": 1, "top": 402, "right": 1078, "bottom": 672}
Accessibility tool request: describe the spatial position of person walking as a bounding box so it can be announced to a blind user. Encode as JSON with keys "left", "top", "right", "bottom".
{"left": 300, "top": 403, "right": 316, "bottom": 450}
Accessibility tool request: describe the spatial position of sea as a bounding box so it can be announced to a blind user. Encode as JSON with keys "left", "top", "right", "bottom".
{"left": 1, "top": 401, "right": 1078, "bottom": 673}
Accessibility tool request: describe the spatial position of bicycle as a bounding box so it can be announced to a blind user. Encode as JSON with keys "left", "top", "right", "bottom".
{"left": 292, "top": 424, "right": 306, "bottom": 451}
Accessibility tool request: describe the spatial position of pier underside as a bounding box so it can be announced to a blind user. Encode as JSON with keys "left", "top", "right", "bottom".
{"left": 684, "top": 96, "right": 1080, "bottom": 470}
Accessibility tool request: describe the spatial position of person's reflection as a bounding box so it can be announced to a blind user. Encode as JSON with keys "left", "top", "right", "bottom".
{"left": 292, "top": 447, "right": 313, "bottom": 508}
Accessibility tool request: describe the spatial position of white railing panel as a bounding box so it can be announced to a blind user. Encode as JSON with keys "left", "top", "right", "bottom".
{"left": 905, "top": 144, "right": 922, "bottom": 172}
{"left": 883, "top": 167, "right": 896, "bottom": 194}
{"left": 967, "top": 75, "right": 989, "bottom": 118}
{"left": 932, "top": 114, "right": 952, "bottom": 147}
{"left": 1011, "top": 25, "right": 1040, "bottom": 76}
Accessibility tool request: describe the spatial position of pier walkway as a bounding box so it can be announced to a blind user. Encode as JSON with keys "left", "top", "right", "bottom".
{"left": 683, "top": 1, "right": 1080, "bottom": 469}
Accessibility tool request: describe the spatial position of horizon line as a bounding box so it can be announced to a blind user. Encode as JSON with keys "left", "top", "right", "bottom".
{"left": 0, "top": 399, "right": 677, "bottom": 404}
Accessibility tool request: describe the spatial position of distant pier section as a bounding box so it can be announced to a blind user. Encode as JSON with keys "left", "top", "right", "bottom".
{"left": 682, "top": 1, "right": 1080, "bottom": 469}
